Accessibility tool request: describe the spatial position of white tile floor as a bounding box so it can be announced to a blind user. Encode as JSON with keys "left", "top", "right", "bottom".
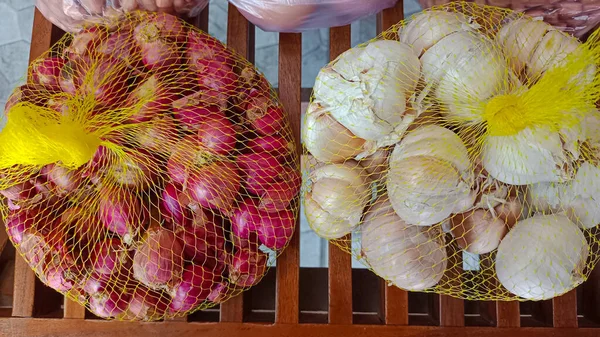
{"left": 0, "top": 0, "right": 422, "bottom": 268}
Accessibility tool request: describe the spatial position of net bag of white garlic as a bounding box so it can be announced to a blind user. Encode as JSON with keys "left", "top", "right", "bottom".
{"left": 1, "top": 11, "right": 300, "bottom": 320}
{"left": 303, "top": 1, "right": 600, "bottom": 301}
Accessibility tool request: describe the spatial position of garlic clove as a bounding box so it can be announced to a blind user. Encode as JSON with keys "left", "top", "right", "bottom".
{"left": 495, "top": 214, "right": 589, "bottom": 300}
{"left": 359, "top": 148, "right": 389, "bottom": 182}
{"left": 497, "top": 19, "right": 552, "bottom": 74}
{"left": 304, "top": 194, "right": 358, "bottom": 239}
{"left": 303, "top": 102, "right": 366, "bottom": 163}
{"left": 311, "top": 178, "right": 368, "bottom": 219}
{"left": 361, "top": 196, "right": 447, "bottom": 291}
{"left": 400, "top": 10, "right": 473, "bottom": 57}
{"left": 527, "top": 30, "right": 581, "bottom": 80}
{"left": 450, "top": 208, "right": 509, "bottom": 254}
{"left": 482, "top": 126, "right": 571, "bottom": 185}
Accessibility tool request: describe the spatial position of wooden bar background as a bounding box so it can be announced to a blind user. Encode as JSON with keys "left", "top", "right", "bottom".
{"left": 0, "top": 0, "right": 598, "bottom": 336}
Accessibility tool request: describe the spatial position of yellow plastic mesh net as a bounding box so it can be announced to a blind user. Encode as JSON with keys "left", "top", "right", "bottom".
{"left": 0, "top": 11, "right": 299, "bottom": 320}
{"left": 303, "top": 1, "right": 600, "bottom": 301}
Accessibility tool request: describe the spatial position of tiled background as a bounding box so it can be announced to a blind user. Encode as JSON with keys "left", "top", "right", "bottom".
{"left": 0, "top": 0, "right": 422, "bottom": 268}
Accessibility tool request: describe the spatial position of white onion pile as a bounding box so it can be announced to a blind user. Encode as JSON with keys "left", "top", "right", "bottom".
{"left": 303, "top": 5, "right": 598, "bottom": 299}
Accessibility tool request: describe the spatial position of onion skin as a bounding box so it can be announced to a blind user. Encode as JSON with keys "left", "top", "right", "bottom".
{"left": 58, "top": 61, "right": 81, "bottom": 95}
{"left": 31, "top": 57, "right": 65, "bottom": 91}
{"left": 98, "top": 188, "right": 147, "bottom": 245}
{"left": 237, "top": 152, "right": 285, "bottom": 195}
{"left": 134, "top": 20, "right": 180, "bottom": 71}
{"left": 231, "top": 198, "right": 260, "bottom": 239}
{"left": 187, "top": 160, "right": 241, "bottom": 212}
{"left": 97, "top": 28, "right": 142, "bottom": 73}
{"left": 197, "top": 113, "right": 237, "bottom": 155}
{"left": 65, "top": 26, "right": 106, "bottom": 60}
{"left": 247, "top": 135, "right": 293, "bottom": 158}
{"left": 45, "top": 262, "right": 76, "bottom": 292}
{"left": 133, "top": 114, "right": 180, "bottom": 155}
{"left": 255, "top": 209, "right": 295, "bottom": 250}
{"left": 89, "top": 288, "right": 131, "bottom": 319}
{"left": 196, "top": 59, "right": 239, "bottom": 96}
{"left": 168, "top": 264, "right": 222, "bottom": 314}
{"left": 127, "top": 286, "right": 168, "bottom": 321}
{"left": 41, "top": 164, "right": 80, "bottom": 195}
{"left": 82, "top": 273, "right": 109, "bottom": 296}
{"left": 133, "top": 227, "right": 185, "bottom": 291}
{"left": 91, "top": 238, "right": 131, "bottom": 276}
{"left": 5, "top": 211, "right": 34, "bottom": 244}
{"left": 228, "top": 247, "right": 267, "bottom": 288}
{"left": 207, "top": 281, "right": 231, "bottom": 304}
{"left": 258, "top": 168, "right": 301, "bottom": 213}
{"left": 108, "top": 151, "right": 157, "bottom": 188}
{"left": 0, "top": 180, "right": 35, "bottom": 202}
{"left": 81, "top": 56, "right": 130, "bottom": 108}
{"left": 160, "top": 183, "right": 186, "bottom": 225}
{"left": 180, "top": 221, "right": 226, "bottom": 265}
{"left": 187, "top": 30, "right": 233, "bottom": 68}
{"left": 247, "top": 104, "right": 285, "bottom": 136}
{"left": 172, "top": 92, "right": 227, "bottom": 131}
{"left": 127, "top": 75, "right": 177, "bottom": 123}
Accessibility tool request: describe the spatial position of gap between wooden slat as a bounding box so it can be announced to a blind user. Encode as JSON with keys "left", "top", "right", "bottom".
{"left": 275, "top": 33, "right": 302, "bottom": 325}
{"left": 327, "top": 25, "right": 353, "bottom": 326}
{"left": 553, "top": 290, "right": 578, "bottom": 328}
{"left": 376, "top": 1, "right": 409, "bottom": 326}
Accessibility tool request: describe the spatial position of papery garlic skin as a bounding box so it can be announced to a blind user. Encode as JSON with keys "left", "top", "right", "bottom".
{"left": 528, "top": 30, "right": 582, "bottom": 80}
{"left": 496, "top": 214, "right": 589, "bottom": 300}
{"left": 362, "top": 196, "right": 447, "bottom": 291}
{"left": 387, "top": 125, "right": 474, "bottom": 226}
{"left": 482, "top": 126, "right": 572, "bottom": 185}
{"left": 497, "top": 19, "right": 553, "bottom": 73}
{"left": 400, "top": 10, "right": 474, "bottom": 56}
{"left": 304, "top": 162, "right": 371, "bottom": 239}
{"left": 420, "top": 31, "right": 509, "bottom": 124}
{"left": 303, "top": 102, "right": 366, "bottom": 163}
{"left": 313, "top": 40, "right": 421, "bottom": 158}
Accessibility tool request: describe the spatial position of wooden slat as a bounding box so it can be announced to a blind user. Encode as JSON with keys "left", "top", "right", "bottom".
{"left": 2, "top": 318, "right": 600, "bottom": 337}
{"left": 439, "top": 249, "right": 465, "bottom": 327}
{"left": 63, "top": 299, "right": 85, "bottom": 319}
{"left": 29, "top": 8, "right": 55, "bottom": 61}
{"left": 553, "top": 290, "right": 578, "bottom": 328}
{"left": 326, "top": 25, "right": 353, "bottom": 326}
{"left": 0, "top": 223, "right": 8, "bottom": 256}
{"left": 275, "top": 32, "right": 302, "bottom": 325}
{"left": 496, "top": 301, "right": 521, "bottom": 327}
{"left": 374, "top": 1, "right": 409, "bottom": 326}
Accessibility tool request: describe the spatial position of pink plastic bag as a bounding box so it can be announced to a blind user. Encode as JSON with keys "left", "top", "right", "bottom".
{"left": 230, "top": 0, "right": 399, "bottom": 32}
{"left": 523, "top": 0, "right": 600, "bottom": 40}
{"left": 36, "top": 0, "right": 209, "bottom": 32}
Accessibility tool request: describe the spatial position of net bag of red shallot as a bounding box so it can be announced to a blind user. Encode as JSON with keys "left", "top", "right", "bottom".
{"left": 303, "top": 1, "right": 600, "bottom": 301}
{"left": 1, "top": 11, "right": 299, "bottom": 320}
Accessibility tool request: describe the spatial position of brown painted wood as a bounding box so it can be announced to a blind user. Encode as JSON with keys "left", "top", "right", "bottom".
{"left": 227, "top": 4, "right": 255, "bottom": 62}
{"left": 326, "top": 25, "right": 353, "bottom": 326}
{"left": 63, "top": 299, "right": 85, "bottom": 319}
{"left": 2, "top": 318, "right": 600, "bottom": 337}
{"left": 0, "top": 223, "right": 7, "bottom": 257}
{"left": 29, "top": 8, "right": 55, "bottom": 61}
{"left": 496, "top": 301, "right": 521, "bottom": 327}
{"left": 377, "top": 1, "right": 405, "bottom": 35}
{"left": 11, "top": 256, "right": 35, "bottom": 317}
{"left": 275, "top": 32, "right": 302, "bottom": 325}
{"left": 553, "top": 290, "right": 578, "bottom": 328}
{"left": 439, "top": 248, "right": 465, "bottom": 327}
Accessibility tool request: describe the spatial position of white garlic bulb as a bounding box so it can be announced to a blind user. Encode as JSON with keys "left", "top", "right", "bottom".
{"left": 387, "top": 125, "right": 474, "bottom": 226}
{"left": 304, "top": 161, "right": 371, "bottom": 239}
{"left": 361, "top": 196, "right": 447, "bottom": 291}
{"left": 496, "top": 214, "right": 589, "bottom": 300}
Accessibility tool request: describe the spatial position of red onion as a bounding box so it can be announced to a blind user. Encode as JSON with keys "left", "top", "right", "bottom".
{"left": 166, "top": 137, "right": 210, "bottom": 185}
{"left": 133, "top": 227, "right": 184, "bottom": 290}
{"left": 82, "top": 272, "right": 108, "bottom": 296}
{"left": 46, "top": 95, "right": 70, "bottom": 116}
{"left": 65, "top": 26, "right": 106, "bottom": 59}
{"left": 161, "top": 183, "right": 186, "bottom": 225}
{"left": 187, "top": 30, "right": 233, "bottom": 67}
{"left": 237, "top": 152, "right": 285, "bottom": 195}
{"left": 197, "top": 112, "right": 237, "bottom": 155}
{"left": 82, "top": 145, "right": 110, "bottom": 179}
{"left": 41, "top": 164, "right": 80, "bottom": 195}
{"left": 127, "top": 286, "right": 168, "bottom": 321}
{"left": 255, "top": 209, "right": 295, "bottom": 250}
{"left": 89, "top": 288, "right": 131, "bottom": 319}
{"left": 20, "top": 230, "right": 49, "bottom": 270}
{"left": 248, "top": 105, "right": 285, "bottom": 137}
{"left": 231, "top": 198, "right": 260, "bottom": 239}
{"left": 97, "top": 28, "right": 143, "bottom": 73}
{"left": 152, "top": 12, "right": 186, "bottom": 42}
{"left": 207, "top": 281, "right": 231, "bottom": 304}
{"left": 45, "top": 263, "right": 75, "bottom": 292}
{"left": 172, "top": 91, "right": 224, "bottom": 131}
{"left": 81, "top": 56, "right": 129, "bottom": 107}
{"left": 168, "top": 264, "right": 222, "bottom": 313}
{"left": 228, "top": 247, "right": 267, "bottom": 288}
{"left": 91, "top": 238, "right": 131, "bottom": 276}
{"left": 0, "top": 180, "right": 35, "bottom": 201}
{"left": 58, "top": 61, "right": 80, "bottom": 95}
{"left": 127, "top": 74, "right": 177, "bottom": 123}
{"left": 180, "top": 221, "right": 226, "bottom": 264}
{"left": 187, "top": 160, "right": 241, "bottom": 212}
{"left": 7, "top": 199, "right": 20, "bottom": 211}
{"left": 108, "top": 151, "right": 157, "bottom": 188}
{"left": 5, "top": 84, "right": 41, "bottom": 112}
{"left": 247, "top": 135, "right": 293, "bottom": 158}
{"left": 196, "top": 59, "right": 239, "bottom": 95}
{"left": 134, "top": 21, "right": 180, "bottom": 71}
{"left": 258, "top": 168, "right": 301, "bottom": 213}
{"left": 31, "top": 57, "right": 65, "bottom": 91}
{"left": 60, "top": 206, "right": 99, "bottom": 245}
{"left": 133, "top": 114, "right": 180, "bottom": 154}
{"left": 5, "top": 211, "right": 34, "bottom": 244}
{"left": 98, "top": 188, "right": 147, "bottom": 245}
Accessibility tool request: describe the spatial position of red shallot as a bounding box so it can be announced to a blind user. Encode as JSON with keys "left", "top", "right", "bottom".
{"left": 133, "top": 227, "right": 184, "bottom": 290}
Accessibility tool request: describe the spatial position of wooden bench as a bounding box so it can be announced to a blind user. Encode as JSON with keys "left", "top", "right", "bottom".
{"left": 0, "top": 1, "right": 599, "bottom": 336}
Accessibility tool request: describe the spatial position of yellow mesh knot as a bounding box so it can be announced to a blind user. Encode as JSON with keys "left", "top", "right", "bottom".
{"left": 0, "top": 103, "right": 101, "bottom": 169}
{"left": 483, "top": 94, "right": 527, "bottom": 136}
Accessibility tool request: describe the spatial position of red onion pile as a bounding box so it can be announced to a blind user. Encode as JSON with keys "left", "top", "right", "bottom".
{"left": 1, "top": 11, "right": 299, "bottom": 321}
